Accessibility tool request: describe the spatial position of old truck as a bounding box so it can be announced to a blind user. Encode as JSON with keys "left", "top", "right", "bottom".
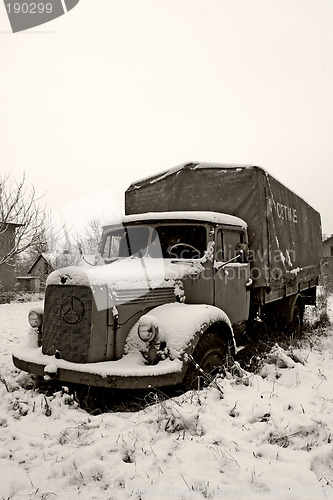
{"left": 13, "top": 163, "right": 322, "bottom": 389}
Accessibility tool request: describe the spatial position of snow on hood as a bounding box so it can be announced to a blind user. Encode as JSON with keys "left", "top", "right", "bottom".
{"left": 46, "top": 257, "right": 205, "bottom": 293}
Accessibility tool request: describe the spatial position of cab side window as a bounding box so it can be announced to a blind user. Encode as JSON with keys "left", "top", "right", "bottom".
{"left": 215, "top": 230, "right": 224, "bottom": 261}
{"left": 216, "top": 229, "right": 244, "bottom": 262}
{"left": 224, "top": 230, "right": 243, "bottom": 260}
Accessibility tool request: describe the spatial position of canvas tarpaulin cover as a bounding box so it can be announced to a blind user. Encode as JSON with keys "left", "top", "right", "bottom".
{"left": 125, "top": 163, "right": 321, "bottom": 289}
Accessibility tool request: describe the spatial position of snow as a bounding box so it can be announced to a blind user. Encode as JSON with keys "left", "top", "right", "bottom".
{"left": 46, "top": 258, "right": 204, "bottom": 292}
{"left": 14, "top": 339, "right": 183, "bottom": 378}
{"left": 126, "top": 162, "right": 255, "bottom": 190}
{"left": 119, "top": 211, "right": 247, "bottom": 229}
{"left": 45, "top": 244, "right": 216, "bottom": 311}
{"left": 126, "top": 303, "right": 233, "bottom": 360}
{"left": 0, "top": 297, "right": 333, "bottom": 499}
{"left": 138, "top": 314, "right": 159, "bottom": 329}
{"left": 13, "top": 303, "right": 232, "bottom": 378}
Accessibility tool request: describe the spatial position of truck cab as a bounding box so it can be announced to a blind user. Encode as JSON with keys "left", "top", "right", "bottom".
{"left": 13, "top": 211, "right": 250, "bottom": 389}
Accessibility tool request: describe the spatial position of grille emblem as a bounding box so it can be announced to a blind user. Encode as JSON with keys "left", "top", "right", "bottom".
{"left": 60, "top": 296, "right": 85, "bottom": 324}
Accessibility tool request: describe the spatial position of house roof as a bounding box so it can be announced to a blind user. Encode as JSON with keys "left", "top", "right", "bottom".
{"left": 27, "top": 253, "right": 55, "bottom": 274}
{"left": 27, "top": 252, "right": 96, "bottom": 273}
{"left": 0, "top": 222, "right": 24, "bottom": 229}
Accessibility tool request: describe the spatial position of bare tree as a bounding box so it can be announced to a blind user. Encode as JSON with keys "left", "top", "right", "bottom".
{"left": 26, "top": 212, "right": 66, "bottom": 258}
{"left": 0, "top": 174, "right": 45, "bottom": 266}
{"left": 78, "top": 217, "right": 103, "bottom": 255}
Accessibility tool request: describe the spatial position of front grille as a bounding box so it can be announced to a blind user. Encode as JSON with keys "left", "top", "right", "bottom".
{"left": 42, "top": 285, "right": 93, "bottom": 363}
{"left": 114, "top": 287, "right": 175, "bottom": 305}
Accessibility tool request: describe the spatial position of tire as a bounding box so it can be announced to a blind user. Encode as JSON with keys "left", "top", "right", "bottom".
{"left": 183, "top": 332, "right": 232, "bottom": 390}
{"left": 288, "top": 303, "right": 303, "bottom": 336}
{"left": 267, "top": 297, "right": 304, "bottom": 336}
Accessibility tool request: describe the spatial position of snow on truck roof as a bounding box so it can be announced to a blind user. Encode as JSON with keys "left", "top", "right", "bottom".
{"left": 126, "top": 161, "right": 260, "bottom": 190}
{"left": 103, "top": 211, "right": 247, "bottom": 229}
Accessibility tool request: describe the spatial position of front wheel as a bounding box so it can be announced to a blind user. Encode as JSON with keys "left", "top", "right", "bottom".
{"left": 183, "top": 332, "right": 232, "bottom": 390}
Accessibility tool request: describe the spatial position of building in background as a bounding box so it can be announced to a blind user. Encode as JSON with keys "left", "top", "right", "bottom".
{"left": 321, "top": 235, "right": 333, "bottom": 291}
{"left": 0, "top": 223, "right": 20, "bottom": 291}
{"left": 16, "top": 252, "right": 96, "bottom": 292}
{"left": 16, "top": 253, "right": 55, "bottom": 292}
{"left": 322, "top": 235, "right": 333, "bottom": 257}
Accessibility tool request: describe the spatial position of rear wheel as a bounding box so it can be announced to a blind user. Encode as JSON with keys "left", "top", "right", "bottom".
{"left": 267, "top": 296, "right": 304, "bottom": 336}
{"left": 288, "top": 302, "right": 303, "bottom": 336}
{"left": 183, "top": 332, "right": 232, "bottom": 390}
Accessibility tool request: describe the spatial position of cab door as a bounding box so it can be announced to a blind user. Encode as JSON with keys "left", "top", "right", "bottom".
{"left": 214, "top": 227, "right": 250, "bottom": 325}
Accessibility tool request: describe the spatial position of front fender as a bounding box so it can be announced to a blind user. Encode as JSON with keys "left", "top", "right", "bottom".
{"left": 125, "top": 302, "right": 234, "bottom": 363}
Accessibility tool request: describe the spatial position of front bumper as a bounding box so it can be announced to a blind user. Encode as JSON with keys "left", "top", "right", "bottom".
{"left": 12, "top": 344, "right": 184, "bottom": 389}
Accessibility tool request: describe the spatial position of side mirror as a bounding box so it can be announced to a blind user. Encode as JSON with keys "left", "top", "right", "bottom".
{"left": 237, "top": 249, "right": 245, "bottom": 262}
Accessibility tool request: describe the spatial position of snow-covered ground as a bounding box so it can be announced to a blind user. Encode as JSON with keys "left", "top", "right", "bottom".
{"left": 0, "top": 296, "right": 333, "bottom": 500}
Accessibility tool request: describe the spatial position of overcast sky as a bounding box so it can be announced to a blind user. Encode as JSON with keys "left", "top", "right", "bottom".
{"left": 1, "top": 0, "right": 333, "bottom": 237}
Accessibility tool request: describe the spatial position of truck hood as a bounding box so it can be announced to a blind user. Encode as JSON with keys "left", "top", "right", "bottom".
{"left": 46, "top": 257, "right": 205, "bottom": 296}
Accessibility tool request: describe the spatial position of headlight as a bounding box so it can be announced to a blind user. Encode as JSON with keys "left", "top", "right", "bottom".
{"left": 138, "top": 315, "right": 159, "bottom": 342}
{"left": 28, "top": 310, "right": 43, "bottom": 329}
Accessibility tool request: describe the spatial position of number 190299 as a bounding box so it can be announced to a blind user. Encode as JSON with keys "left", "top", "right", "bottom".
{"left": 6, "top": 2, "right": 53, "bottom": 14}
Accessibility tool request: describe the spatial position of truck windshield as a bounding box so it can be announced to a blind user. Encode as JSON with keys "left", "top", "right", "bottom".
{"left": 101, "top": 224, "right": 207, "bottom": 260}
{"left": 102, "top": 226, "right": 150, "bottom": 260}
{"left": 153, "top": 224, "right": 207, "bottom": 259}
